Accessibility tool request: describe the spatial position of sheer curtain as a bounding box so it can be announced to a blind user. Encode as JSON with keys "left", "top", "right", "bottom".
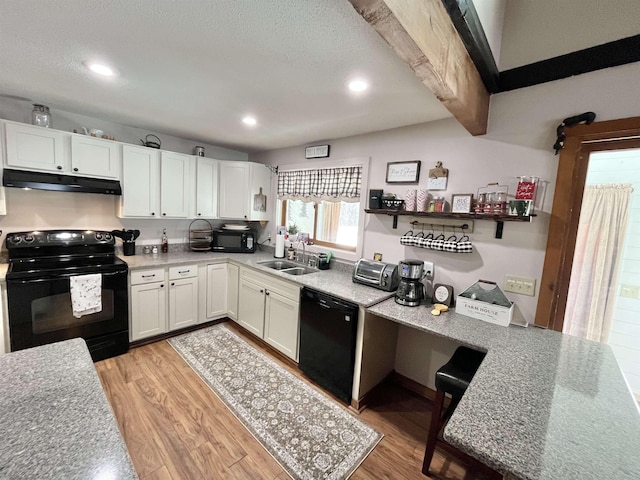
{"left": 564, "top": 184, "right": 633, "bottom": 342}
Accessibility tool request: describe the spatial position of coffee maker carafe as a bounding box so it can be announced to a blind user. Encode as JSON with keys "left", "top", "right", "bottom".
{"left": 395, "top": 259, "right": 427, "bottom": 306}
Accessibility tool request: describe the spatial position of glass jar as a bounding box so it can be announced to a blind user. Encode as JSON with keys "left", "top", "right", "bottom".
{"left": 434, "top": 197, "right": 445, "bottom": 212}
{"left": 493, "top": 191, "right": 507, "bottom": 213}
{"left": 483, "top": 192, "right": 494, "bottom": 213}
{"left": 31, "top": 104, "right": 51, "bottom": 128}
{"left": 475, "top": 193, "right": 486, "bottom": 213}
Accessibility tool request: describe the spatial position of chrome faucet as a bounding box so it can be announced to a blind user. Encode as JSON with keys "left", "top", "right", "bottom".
{"left": 295, "top": 241, "right": 306, "bottom": 264}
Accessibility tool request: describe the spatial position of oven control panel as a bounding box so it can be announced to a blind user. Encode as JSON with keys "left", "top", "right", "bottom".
{"left": 6, "top": 230, "right": 114, "bottom": 248}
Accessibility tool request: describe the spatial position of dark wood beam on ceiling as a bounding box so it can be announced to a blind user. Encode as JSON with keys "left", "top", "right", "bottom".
{"left": 499, "top": 35, "right": 640, "bottom": 92}
{"left": 440, "top": 0, "right": 500, "bottom": 94}
{"left": 348, "top": 0, "right": 490, "bottom": 136}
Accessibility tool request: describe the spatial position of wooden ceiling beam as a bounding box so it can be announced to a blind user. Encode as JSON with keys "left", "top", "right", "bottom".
{"left": 349, "top": 0, "right": 490, "bottom": 135}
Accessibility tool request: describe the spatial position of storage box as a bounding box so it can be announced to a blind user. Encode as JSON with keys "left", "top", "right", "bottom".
{"left": 456, "top": 280, "right": 514, "bottom": 327}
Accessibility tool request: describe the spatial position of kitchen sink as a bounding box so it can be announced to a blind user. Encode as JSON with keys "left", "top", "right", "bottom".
{"left": 257, "top": 260, "right": 318, "bottom": 275}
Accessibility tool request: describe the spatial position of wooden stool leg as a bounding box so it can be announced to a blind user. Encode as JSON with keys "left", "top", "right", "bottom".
{"left": 422, "top": 389, "right": 445, "bottom": 475}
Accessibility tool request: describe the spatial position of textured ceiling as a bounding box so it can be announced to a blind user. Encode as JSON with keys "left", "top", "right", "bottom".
{"left": 0, "top": 0, "right": 451, "bottom": 153}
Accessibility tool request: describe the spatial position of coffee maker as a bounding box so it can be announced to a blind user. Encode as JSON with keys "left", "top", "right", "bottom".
{"left": 395, "top": 259, "right": 427, "bottom": 306}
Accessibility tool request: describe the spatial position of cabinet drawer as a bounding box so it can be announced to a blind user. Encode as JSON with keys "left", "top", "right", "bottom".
{"left": 169, "top": 264, "right": 198, "bottom": 280}
{"left": 131, "top": 268, "right": 166, "bottom": 285}
{"left": 240, "top": 266, "right": 301, "bottom": 301}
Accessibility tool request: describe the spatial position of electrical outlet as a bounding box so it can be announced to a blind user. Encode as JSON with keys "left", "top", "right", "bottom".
{"left": 423, "top": 261, "right": 434, "bottom": 279}
{"left": 620, "top": 284, "right": 640, "bottom": 298}
{"left": 504, "top": 275, "right": 536, "bottom": 296}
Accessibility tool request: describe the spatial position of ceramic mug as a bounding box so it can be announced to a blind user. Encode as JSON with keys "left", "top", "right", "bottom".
{"left": 89, "top": 129, "right": 104, "bottom": 137}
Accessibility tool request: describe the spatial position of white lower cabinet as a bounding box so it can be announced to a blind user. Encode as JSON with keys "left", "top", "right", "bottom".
{"left": 130, "top": 268, "right": 167, "bottom": 341}
{"left": 227, "top": 263, "right": 239, "bottom": 321}
{"left": 130, "top": 264, "right": 198, "bottom": 341}
{"left": 237, "top": 267, "right": 300, "bottom": 360}
{"left": 168, "top": 265, "right": 198, "bottom": 330}
{"left": 205, "top": 263, "right": 228, "bottom": 319}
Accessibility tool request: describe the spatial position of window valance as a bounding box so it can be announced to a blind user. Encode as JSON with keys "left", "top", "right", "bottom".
{"left": 277, "top": 166, "right": 362, "bottom": 202}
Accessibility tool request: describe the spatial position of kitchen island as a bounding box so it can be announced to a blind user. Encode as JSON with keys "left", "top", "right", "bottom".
{"left": 368, "top": 298, "right": 640, "bottom": 480}
{"left": 0, "top": 338, "right": 137, "bottom": 479}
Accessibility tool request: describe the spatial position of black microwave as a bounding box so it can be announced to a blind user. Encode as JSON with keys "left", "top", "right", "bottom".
{"left": 211, "top": 229, "right": 256, "bottom": 253}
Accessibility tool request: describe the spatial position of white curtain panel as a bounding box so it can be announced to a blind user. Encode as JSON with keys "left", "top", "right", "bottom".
{"left": 564, "top": 184, "right": 633, "bottom": 342}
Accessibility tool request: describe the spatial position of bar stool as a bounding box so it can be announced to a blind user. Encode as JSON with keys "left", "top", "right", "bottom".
{"left": 422, "top": 346, "right": 501, "bottom": 479}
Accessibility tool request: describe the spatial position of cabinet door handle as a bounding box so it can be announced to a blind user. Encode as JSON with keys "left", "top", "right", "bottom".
{"left": 171, "top": 282, "right": 175, "bottom": 286}
{"left": 178, "top": 270, "right": 189, "bottom": 274}
{"left": 142, "top": 274, "right": 156, "bottom": 278}
{"left": 57, "top": 165, "right": 62, "bottom": 170}
{"left": 260, "top": 289, "right": 264, "bottom": 293}
{"left": 198, "top": 213, "right": 201, "bottom": 216}
{"left": 151, "top": 212, "right": 156, "bottom": 216}
{"left": 160, "top": 284, "right": 164, "bottom": 288}
{"left": 265, "top": 291, "right": 270, "bottom": 296}
{"left": 73, "top": 167, "right": 79, "bottom": 172}
{"left": 162, "top": 213, "right": 166, "bottom": 216}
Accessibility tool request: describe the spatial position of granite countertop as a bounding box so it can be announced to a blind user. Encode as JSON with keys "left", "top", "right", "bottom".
{"left": 0, "top": 338, "right": 137, "bottom": 480}
{"left": 368, "top": 299, "right": 640, "bottom": 480}
{"left": 120, "top": 250, "right": 394, "bottom": 307}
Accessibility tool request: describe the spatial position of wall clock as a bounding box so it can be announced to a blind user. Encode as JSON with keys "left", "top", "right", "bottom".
{"left": 433, "top": 283, "right": 454, "bottom": 306}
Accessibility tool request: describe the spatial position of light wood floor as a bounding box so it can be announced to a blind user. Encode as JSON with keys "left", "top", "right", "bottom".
{"left": 95, "top": 322, "right": 491, "bottom": 480}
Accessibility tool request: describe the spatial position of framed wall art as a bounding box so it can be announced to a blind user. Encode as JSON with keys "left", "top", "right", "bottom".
{"left": 385, "top": 160, "right": 421, "bottom": 184}
{"left": 451, "top": 194, "right": 473, "bottom": 213}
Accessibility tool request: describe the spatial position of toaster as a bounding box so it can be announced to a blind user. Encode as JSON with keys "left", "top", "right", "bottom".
{"left": 352, "top": 259, "right": 399, "bottom": 291}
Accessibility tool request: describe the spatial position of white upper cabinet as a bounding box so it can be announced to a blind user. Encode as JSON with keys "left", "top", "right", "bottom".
{"left": 219, "top": 161, "right": 272, "bottom": 220}
{"left": 219, "top": 161, "right": 249, "bottom": 219}
{"left": 70, "top": 135, "right": 120, "bottom": 179}
{"left": 195, "top": 157, "right": 218, "bottom": 218}
{"left": 120, "top": 145, "right": 160, "bottom": 218}
{"left": 160, "top": 151, "right": 191, "bottom": 218}
{"left": 4, "top": 122, "right": 69, "bottom": 173}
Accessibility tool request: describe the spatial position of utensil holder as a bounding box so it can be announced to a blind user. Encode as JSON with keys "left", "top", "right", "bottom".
{"left": 123, "top": 242, "right": 136, "bottom": 256}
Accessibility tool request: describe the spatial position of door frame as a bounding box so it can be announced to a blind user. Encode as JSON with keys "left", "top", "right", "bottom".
{"left": 536, "top": 116, "right": 640, "bottom": 330}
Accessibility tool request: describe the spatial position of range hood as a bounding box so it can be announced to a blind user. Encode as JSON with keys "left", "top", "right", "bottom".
{"left": 3, "top": 169, "right": 122, "bottom": 195}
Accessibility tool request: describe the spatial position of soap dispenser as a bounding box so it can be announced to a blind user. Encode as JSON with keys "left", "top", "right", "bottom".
{"left": 161, "top": 228, "right": 169, "bottom": 253}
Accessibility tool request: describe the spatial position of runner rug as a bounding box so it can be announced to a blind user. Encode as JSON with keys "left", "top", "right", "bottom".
{"left": 169, "top": 323, "right": 382, "bottom": 480}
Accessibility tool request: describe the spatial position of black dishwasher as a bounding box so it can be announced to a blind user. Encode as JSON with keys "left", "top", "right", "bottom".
{"left": 299, "top": 288, "right": 359, "bottom": 404}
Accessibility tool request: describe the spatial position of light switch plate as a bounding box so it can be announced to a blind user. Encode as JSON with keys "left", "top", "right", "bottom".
{"left": 504, "top": 275, "right": 536, "bottom": 296}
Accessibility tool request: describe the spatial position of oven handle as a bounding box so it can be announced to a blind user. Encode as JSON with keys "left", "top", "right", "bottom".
{"left": 7, "top": 270, "right": 127, "bottom": 284}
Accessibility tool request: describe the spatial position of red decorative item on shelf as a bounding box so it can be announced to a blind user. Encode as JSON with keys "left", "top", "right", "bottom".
{"left": 516, "top": 176, "right": 538, "bottom": 200}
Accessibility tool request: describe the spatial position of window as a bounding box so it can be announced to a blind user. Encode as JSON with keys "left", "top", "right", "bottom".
{"left": 281, "top": 199, "right": 359, "bottom": 250}
{"left": 277, "top": 165, "right": 363, "bottom": 252}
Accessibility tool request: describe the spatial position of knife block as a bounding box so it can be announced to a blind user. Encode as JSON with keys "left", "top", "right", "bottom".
{"left": 123, "top": 242, "right": 136, "bottom": 256}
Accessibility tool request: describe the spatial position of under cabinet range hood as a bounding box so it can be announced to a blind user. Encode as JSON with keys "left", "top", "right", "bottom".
{"left": 3, "top": 169, "right": 122, "bottom": 195}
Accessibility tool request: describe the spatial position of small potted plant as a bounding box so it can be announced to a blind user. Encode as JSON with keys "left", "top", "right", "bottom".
{"left": 287, "top": 223, "right": 299, "bottom": 242}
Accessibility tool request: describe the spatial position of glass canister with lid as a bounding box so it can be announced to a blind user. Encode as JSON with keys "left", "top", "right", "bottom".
{"left": 31, "top": 104, "right": 51, "bottom": 127}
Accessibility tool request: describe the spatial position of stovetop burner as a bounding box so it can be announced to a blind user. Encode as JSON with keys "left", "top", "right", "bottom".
{"left": 5, "top": 229, "right": 128, "bottom": 279}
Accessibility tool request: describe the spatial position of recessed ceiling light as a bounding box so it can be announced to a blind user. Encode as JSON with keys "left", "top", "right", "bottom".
{"left": 84, "top": 61, "right": 116, "bottom": 76}
{"left": 242, "top": 116, "right": 257, "bottom": 126}
{"left": 348, "top": 79, "right": 368, "bottom": 92}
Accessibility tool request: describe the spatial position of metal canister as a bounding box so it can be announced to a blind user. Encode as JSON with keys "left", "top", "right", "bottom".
{"left": 194, "top": 146, "right": 205, "bottom": 156}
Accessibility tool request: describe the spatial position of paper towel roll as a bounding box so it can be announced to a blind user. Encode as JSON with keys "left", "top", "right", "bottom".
{"left": 275, "top": 235, "right": 285, "bottom": 258}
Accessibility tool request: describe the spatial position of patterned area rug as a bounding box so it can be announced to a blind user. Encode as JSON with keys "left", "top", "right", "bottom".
{"left": 169, "top": 323, "right": 382, "bottom": 480}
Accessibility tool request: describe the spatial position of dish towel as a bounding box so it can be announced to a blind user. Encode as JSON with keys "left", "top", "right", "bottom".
{"left": 70, "top": 273, "right": 102, "bottom": 318}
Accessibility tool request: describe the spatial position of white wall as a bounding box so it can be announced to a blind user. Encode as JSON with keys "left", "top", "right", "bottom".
{"left": 473, "top": 0, "right": 506, "bottom": 66}
{"left": 585, "top": 149, "right": 640, "bottom": 397}
{"left": 252, "top": 61, "right": 640, "bottom": 388}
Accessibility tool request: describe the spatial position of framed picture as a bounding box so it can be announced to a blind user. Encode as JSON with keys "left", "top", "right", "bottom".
{"left": 451, "top": 194, "right": 473, "bottom": 213}
{"left": 386, "top": 160, "right": 421, "bottom": 184}
{"left": 305, "top": 144, "right": 330, "bottom": 158}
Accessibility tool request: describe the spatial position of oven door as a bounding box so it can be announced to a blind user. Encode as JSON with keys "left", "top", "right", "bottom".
{"left": 7, "top": 269, "right": 128, "bottom": 353}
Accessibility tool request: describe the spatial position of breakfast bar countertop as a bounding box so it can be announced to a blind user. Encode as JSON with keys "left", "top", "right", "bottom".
{"left": 368, "top": 298, "right": 640, "bottom": 480}
{"left": 0, "top": 338, "right": 138, "bottom": 480}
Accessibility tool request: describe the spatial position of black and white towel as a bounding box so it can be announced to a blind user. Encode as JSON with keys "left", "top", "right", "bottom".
{"left": 70, "top": 274, "right": 102, "bottom": 318}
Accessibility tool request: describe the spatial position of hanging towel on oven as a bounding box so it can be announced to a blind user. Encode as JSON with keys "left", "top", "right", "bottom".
{"left": 70, "top": 273, "right": 102, "bottom": 318}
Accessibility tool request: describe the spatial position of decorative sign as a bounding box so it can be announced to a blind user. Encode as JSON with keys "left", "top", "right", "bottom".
{"left": 305, "top": 144, "right": 330, "bottom": 158}
{"left": 428, "top": 161, "right": 448, "bottom": 190}
{"left": 516, "top": 178, "right": 537, "bottom": 200}
{"left": 451, "top": 194, "right": 473, "bottom": 213}
{"left": 386, "top": 160, "right": 421, "bottom": 184}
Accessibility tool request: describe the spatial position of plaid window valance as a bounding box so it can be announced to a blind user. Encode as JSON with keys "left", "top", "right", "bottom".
{"left": 277, "top": 166, "right": 362, "bottom": 202}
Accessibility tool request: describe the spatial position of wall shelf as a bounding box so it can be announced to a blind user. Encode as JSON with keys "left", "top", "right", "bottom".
{"left": 364, "top": 209, "right": 535, "bottom": 239}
